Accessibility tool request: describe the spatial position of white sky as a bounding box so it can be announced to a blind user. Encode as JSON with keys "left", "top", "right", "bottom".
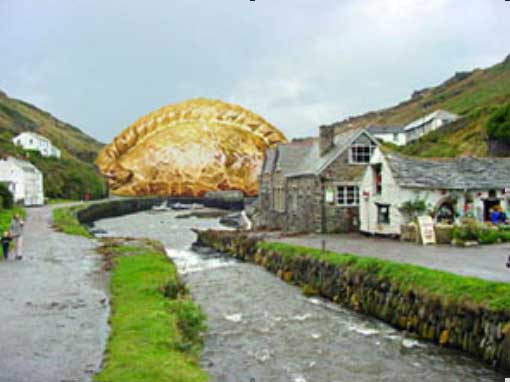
{"left": 1, "top": 0, "right": 509, "bottom": 142}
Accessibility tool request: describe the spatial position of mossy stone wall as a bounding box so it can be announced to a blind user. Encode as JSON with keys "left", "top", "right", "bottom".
{"left": 195, "top": 230, "right": 510, "bottom": 372}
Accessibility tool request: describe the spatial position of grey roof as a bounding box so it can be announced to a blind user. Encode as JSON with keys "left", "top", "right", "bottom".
{"left": 367, "top": 125, "right": 405, "bottom": 134}
{"left": 270, "top": 129, "right": 376, "bottom": 178}
{"left": 385, "top": 153, "right": 510, "bottom": 190}
{"left": 404, "top": 110, "right": 459, "bottom": 132}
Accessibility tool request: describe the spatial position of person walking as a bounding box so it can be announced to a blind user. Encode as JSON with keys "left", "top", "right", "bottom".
{"left": 1, "top": 231, "right": 12, "bottom": 260}
{"left": 9, "top": 214, "right": 24, "bottom": 260}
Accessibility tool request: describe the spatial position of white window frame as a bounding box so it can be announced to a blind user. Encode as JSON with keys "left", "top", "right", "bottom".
{"left": 348, "top": 142, "right": 376, "bottom": 164}
{"left": 335, "top": 184, "right": 360, "bottom": 207}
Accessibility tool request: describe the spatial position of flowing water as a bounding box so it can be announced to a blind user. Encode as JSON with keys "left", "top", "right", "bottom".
{"left": 94, "top": 210, "right": 505, "bottom": 382}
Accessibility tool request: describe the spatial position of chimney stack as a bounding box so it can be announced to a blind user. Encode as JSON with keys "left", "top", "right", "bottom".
{"left": 319, "top": 125, "right": 335, "bottom": 156}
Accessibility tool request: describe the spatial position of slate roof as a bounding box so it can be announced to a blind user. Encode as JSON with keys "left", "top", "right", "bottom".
{"left": 264, "top": 129, "right": 376, "bottom": 178}
{"left": 404, "top": 110, "right": 459, "bottom": 132}
{"left": 367, "top": 125, "right": 405, "bottom": 134}
{"left": 385, "top": 153, "right": 510, "bottom": 190}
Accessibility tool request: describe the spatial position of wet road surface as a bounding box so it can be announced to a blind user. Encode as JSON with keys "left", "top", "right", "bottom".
{"left": 94, "top": 210, "right": 506, "bottom": 382}
{"left": 0, "top": 206, "right": 109, "bottom": 382}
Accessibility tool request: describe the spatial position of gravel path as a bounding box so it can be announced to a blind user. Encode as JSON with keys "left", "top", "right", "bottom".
{"left": 272, "top": 233, "right": 510, "bottom": 282}
{"left": 0, "top": 206, "right": 109, "bottom": 382}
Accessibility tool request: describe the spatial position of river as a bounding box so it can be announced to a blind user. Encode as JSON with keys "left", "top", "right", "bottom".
{"left": 93, "top": 210, "right": 504, "bottom": 382}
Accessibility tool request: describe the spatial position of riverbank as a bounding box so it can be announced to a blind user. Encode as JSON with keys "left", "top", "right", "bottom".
{"left": 195, "top": 229, "right": 510, "bottom": 372}
{"left": 94, "top": 238, "right": 208, "bottom": 382}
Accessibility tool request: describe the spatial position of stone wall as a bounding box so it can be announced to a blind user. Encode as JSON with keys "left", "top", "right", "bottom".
{"left": 489, "top": 138, "right": 510, "bottom": 158}
{"left": 195, "top": 230, "right": 510, "bottom": 372}
{"left": 76, "top": 196, "right": 245, "bottom": 224}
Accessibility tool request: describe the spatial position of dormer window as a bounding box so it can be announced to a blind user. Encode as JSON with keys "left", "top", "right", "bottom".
{"left": 349, "top": 143, "right": 375, "bottom": 164}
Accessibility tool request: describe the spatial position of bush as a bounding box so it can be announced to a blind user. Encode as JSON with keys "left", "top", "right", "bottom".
{"left": 0, "top": 183, "right": 14, "bottom": 209}
{"left": 452, "top": 219, "right": 510, "bottom": 245}
{"left": 487, "top": 103, "right": 510, "bottom": 143}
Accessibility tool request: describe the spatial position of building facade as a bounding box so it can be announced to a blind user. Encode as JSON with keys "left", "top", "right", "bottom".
{"left": 367, "top": 125, "right": 407, "bottom": 146}
{"left": 360, "top": 148, "right": 510, "bottom": 236}
{"left": 13, "top": 132, "right": 61, "bottom": 159}
{"left": 404, "top": 110, "right": 459, "bottom": 143}
{"left": 0, "top": 156, "right": 44, "bottom": 206}
{"left": 256, "top": 126, "right": 378, "bottom": 233}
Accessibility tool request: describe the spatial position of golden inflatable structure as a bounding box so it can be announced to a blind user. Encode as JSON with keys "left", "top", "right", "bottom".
{"left": 96, "top": 98, "right": 287, "bottom": 197}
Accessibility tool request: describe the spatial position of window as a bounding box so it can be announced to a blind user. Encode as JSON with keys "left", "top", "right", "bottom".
{"left": 336, "top": 185, "right": 359, "bottom": 206}
{"left": 377, "top": 204, "right": 390, "bottom": 224}
{"left": 273, "top": 187, "right": 285, "bottom": 212}
{"left": 393, "top": 133, "right": 399, "bottom": 142}
{"left": 349, "top": 143, "right": 376, "bottom": 164}
{"left": 374, "top": 165, "right": 382, "bottom": 194}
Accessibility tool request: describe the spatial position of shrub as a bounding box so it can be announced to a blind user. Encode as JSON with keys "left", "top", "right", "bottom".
{"left": 0, "top": 183, "right": 14, "bottom": 209}
{"left": 486, "top": 103, "right": 510, "bottom": 143}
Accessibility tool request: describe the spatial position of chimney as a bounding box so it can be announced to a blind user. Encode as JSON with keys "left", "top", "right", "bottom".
{"left": 319, "top": 125, "right": 335, "bottom": 156}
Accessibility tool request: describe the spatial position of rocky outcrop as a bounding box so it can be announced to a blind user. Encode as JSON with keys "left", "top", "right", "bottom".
{"left": 195, "top": 230, "right": 510, "bottom": 372}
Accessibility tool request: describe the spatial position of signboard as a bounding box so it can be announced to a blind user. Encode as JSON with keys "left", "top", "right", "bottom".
{"left": 325, "top": 187, "right": 335, "bottom": 204}
{"left": 417, "top": 215, "right": 436, "bottom": 245}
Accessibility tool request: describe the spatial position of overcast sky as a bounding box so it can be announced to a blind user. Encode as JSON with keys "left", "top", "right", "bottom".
{"left": 1, "top": 0, "right": 509, "bottom": 143}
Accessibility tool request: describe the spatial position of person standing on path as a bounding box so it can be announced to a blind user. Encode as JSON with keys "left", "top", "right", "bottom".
{"left": 1, "top": 231, "right": 12, "bottom": 260}
{"left": 9, "top": 214, "right": 24, "bottom": 260}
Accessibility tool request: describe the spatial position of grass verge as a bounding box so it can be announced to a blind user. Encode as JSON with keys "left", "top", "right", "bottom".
{"left": 0, "top": 206, "right": 26, "bottom": 233}
{"left": 53, "top": 205, "right": 92, "bottom": 238}
{"left": 94, "top": 239, "right": 208, "bottom": 382}
{"left": 259, "top": 241, "right": 510, "bottom": 311}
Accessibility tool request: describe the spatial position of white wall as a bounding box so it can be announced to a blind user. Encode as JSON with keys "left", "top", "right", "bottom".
{"left": 406, "top": 118, "right": 444, "bottom": 143}
{"left": 360, "top": 151, "right": 510, "bottom": 235}
{"left": 0, "top": 158, "right": 44, "bottom": 206}
{"left": 0, "top": 159, "right": 26, "bottom": 202}
{"left": 13, "top": 132, "right": 61, "bottom": 159}
{"left": 373, "top": 132, "right": 407, "bottom": 146}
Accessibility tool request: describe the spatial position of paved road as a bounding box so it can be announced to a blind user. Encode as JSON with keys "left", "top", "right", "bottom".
{"left": 0, "top": 206, "right": 108, "bottom": 382}
{"left": 272, "top": 233, "right": 510, "bottom": 282}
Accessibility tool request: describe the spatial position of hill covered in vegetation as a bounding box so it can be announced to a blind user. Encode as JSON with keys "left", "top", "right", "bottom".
{"left": 0, "top": 90, "right": 106, "bottom": 199}
{"left": 336, "top": 54, "right": 510, "bottom": 157}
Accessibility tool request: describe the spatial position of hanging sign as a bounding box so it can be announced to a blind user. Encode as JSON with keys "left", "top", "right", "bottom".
{"left": 325, "top": 187, "right": 335, "bottom": 203}
{"left": 417, "top": 215, "right": 436, "bottom": 245}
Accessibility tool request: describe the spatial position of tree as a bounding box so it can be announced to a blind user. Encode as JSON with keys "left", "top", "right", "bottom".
{"left": 487, "top": 104, "right": 510, "bottom": 143}
{"left": 0, "top": 183, "right": 14, "bottom": 209}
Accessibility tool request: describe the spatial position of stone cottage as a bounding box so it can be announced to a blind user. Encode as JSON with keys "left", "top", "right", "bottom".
{"left": 359, "top": 148, "right": 510, "bottom": 236}
{"left": 256, "top": 125, "right": 378, "bottom": 233}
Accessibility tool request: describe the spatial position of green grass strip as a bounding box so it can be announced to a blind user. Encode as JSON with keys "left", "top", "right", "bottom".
{"left": 0, "top": 206, "right": 26, "bottom": 234}
{"left": 259, "top": 241, "right": 510, "bottom": 311}
{"left": 52, "top": 205, "right": 92, "bottom": 238}
{"left": 94, "top": 244, "right": 208, "bottom": 382}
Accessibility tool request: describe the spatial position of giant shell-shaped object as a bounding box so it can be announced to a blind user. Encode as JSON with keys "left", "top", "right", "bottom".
{"left": 95, "top": 98, "right": 287, "bottom": 197}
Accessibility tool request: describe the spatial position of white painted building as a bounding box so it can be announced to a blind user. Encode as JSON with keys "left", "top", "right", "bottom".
{"left": 0, "top": 156, "right": 44, "bottom": 206}
{"left": 12, "top": 132, "right": 61, "bottom": 159}
{"left": 367, "top": 125, "right": 407, "bottom": 146}
{"left": 404, "top": 110, "right": 459, "bottom": 143}
{"left": 360, "top": 148, "right": 510, "bottom": 236}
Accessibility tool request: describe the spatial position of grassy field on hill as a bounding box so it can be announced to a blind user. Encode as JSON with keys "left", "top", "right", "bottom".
{"left": 335, "top": 55, "right": 510, "bottom": 158}
{"left": 0, "top": 90, "right": 106, "bottom": 199}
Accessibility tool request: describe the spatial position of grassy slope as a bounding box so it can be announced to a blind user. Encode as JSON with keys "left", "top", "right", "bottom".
{"left": 260, "top": 241, "right": 510, "bottom": 311}
{"left": 0, "top": 90, "right": 106, "bottom": 199}
{"left": 94, "top": 243, "right": 208, "bottom": 382}
{"left": 335, "top": 55, "right": 510, "bottom": 157}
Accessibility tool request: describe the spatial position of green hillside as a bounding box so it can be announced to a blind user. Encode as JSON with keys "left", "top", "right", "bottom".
{"left": 338, "top": 54, "right": 510, "bottom": 157}
{"left": 0, "top": 90, "right": 106, "bottom": 199}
